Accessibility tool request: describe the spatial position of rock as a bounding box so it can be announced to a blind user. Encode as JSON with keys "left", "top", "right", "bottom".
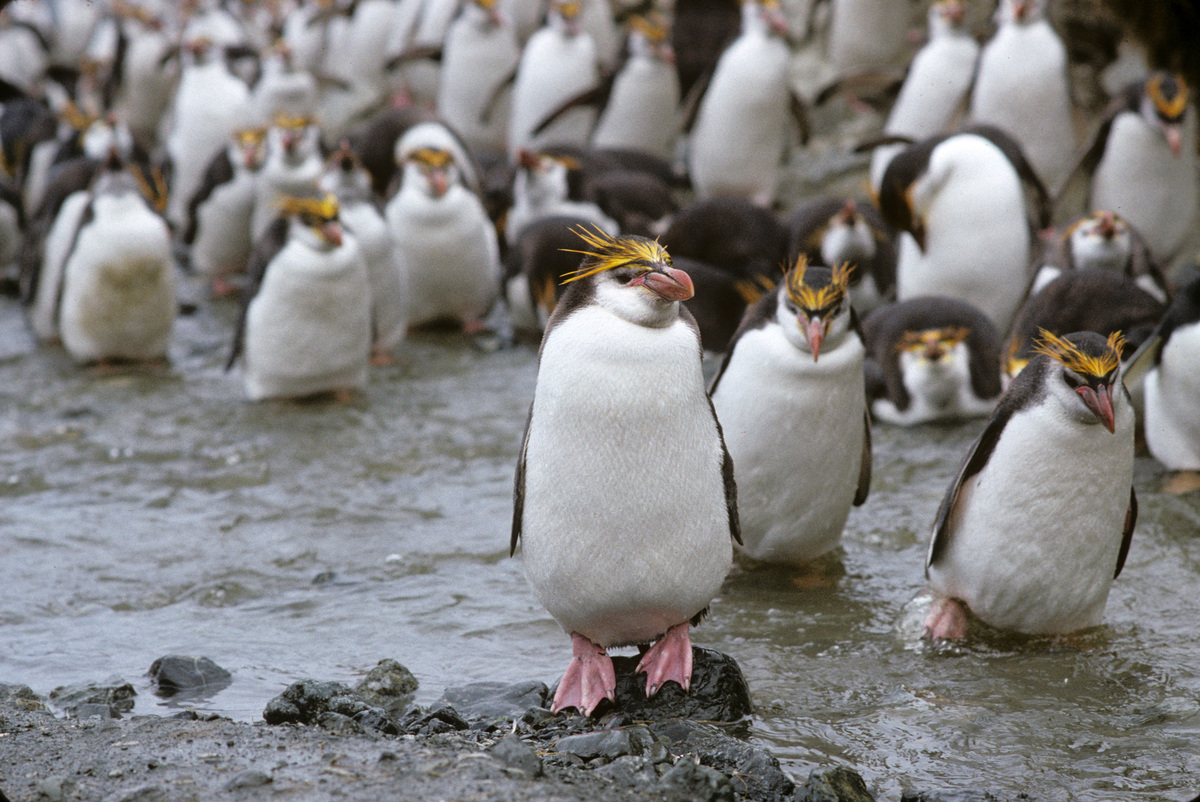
{"left": 317, "top": 711, "right": 364, "bottom": 735}
{"left": 0, "top": 683, "right": 48, "bottom": 712}
{"left": 650, "top": 719, "right": 795, "bottom": 801}
{"left": 605, "top": 647, "right": 752, "bottom": 722}
{"left": 592, "top": 754, "right": 659, "bottom": 787}
{"left": 262, "top": 679, "right": 383, "bottom": 726}
{"left": 399, "top": 705, "right": 470, "bottom": 736}
{"left": 224, "top": 770, "right": 273, "bottom": 790}
{"left": 657, "top": 758, "right": 735, "bottom": 802}
{"left": 798, "top": 766, "right": 876, "bottom": 801}
{"left": 553, "top": 726, "right": 655, "bottom": 762}
{"left": 34, "top": 777, "right": 74, "bottom": 802}
{"left": 354, "top": 659, "right": 418, "bottom": 715}
{"left": 49, "top": 679, "right": 136, "bottom": 719}
{"left": 437, "top": 680, "right": 548, "bottom": 724}
{"left": 489, "top": 734, "right": 544, "bottom": 778}
{"left": 147, "top": 655, "right": 232, "bottom": 699}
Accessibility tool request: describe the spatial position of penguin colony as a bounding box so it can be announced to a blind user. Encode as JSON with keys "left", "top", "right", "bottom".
{"left": 1, "top": 0, "right": 1198, "bottom": 715}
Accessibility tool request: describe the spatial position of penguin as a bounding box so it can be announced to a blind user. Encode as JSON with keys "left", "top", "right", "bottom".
{"left": 686, "top": 0, "right": 802, "bottom": 206}
{"left": 1079, "top": 72, "right": 1198, "bottom": 265}
{"left": 384, "top": 139, "right": 500, "bottom": 330}
{"left": 1003, "top": 269, "right": 1164, "bottom": 379}
{"left": 968, "top": 0, "right": 1077, "bottom": 192}
{"left": 709, "top": 258, "right": 870, "bottom": 565}
{"left": 1030, "top": 210, "right": 1167, "bottom": 303}
{"left": 660, "top": 196, "right": 789, "bottom": 288}
{"left": 512, "top": 226, "right": 738, "bottom": 715}
{"left": 877, "top": 127, "right": 1043, "bottom": 334}
{"left": 163, "top": 36, "right": 253, "bottom": 231}
{"left": 318, "top": 141, "right": 408, "bottom": 363}
{"left": 923, "top": 330, "right": 1136, "bottom": 640}
{"left": 1142, "top": 276, "right": 1200, "bottom": 490}
{"left": 184, "top": 125, "right": 269, "bottom": 295}
{"left": 867, "top": 0, "right": 978, "bottom": 191}
{"left": 507, "top": 0, "right": 600, "bottom": 157}
{"left": 825, "top": 0, "right": 912, "bottom": 73}
{"left": 250, "top": 113, "right": 325, "bottom": 242}
{"left": 785, "top": 197, "right": 896, "bottom": 315}
{"left": 251, "top": 40, "right": 319, "bottom": 126}
{"left": 0, "top": 176, "right": 22, "bottom": 293}
{"left": 227, "top": 189, "right": 372, "bottom": 402}
{"left": 862, "top": 296, "right": 1003, "bottom": 426}
{"left": 503, "top": 215, "right": 598, "bottom": 335}
{"left": 30, "top": 152, "right": 174, "bottom": 364}
{"left": 435, "top": 0, "right": 521, "bottom": 153}
{"left": 505, "top": 149, "right": 619, "bottom": 244}
{"left": 589, "top": 13, "right": 681, "bottom": 161}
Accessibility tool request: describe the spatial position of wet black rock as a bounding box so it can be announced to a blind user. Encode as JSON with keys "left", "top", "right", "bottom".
{"left": 799, "top": 766, "right": 876, "bottom": 801}
{"left": 552, "top": 725, "right": 655, "bottom": 761}
{"left": 397, "top": 704, "right": 470, "bottom": 736}
{"left": 49, "top": 678, "right": 136, "bottom": 719}
{"left": 657, "top": 757, "right": 736, "bottom": 802}
{"left": 592, "top": 754, "right": 660, "bottom": 786}
{"left": 552, "top": 647, "right": 752, "bottom": 722}
{"left": 354, "top": 658, "right": 419, "bottom": 715}
{"left": 262, "top": 679, "right": 387, "bottom": 727}
{"left": 438, "top": 680, "right": 548, "bottom": 724}
{"left": 650, "top": 719, "right": 795, "bottom": 801}
{"left": 147, "top": 655, "right": 232, "bottom": 699}
{"left": 489, "top": 734, "right": 544, "bottom": 778}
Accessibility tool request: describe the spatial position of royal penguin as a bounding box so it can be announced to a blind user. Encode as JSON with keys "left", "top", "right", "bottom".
{"left": 686, "top": 0, "right": 802, "bottom": 206}
{"left": 1080, "top": 72, "right": 1198, "bottom": 265}
{"left": 968, "top": 0, "right": 1077, "bottom": 192}
{"left": 227, "top": 190, "right": 372, "bottom": 402}
{"left": 825, "top": 0, "right": 911, "bottom": 73}
{"left": 923, "top": 330, "right": 1136, "bottom": 640}
{"left": 862, "top": 296, "right": 1003, "bottom": 426}
{"left": 251, "top": 40, "right": 319, "bottom": 126}
{"left": 184, "top": 125, "right": 269, "bottom": 295}
{"left": 512, "top": 227, "right": 738, "bottom": 715}
{"left": 505, "top": 149, "right": 619, "bottom": 244}
{"left": 436, "top": 0, "right": 521, "bottom": 153}
{"left": 163, "top": 36, "right": 253, "bottom": 231}
{"left": 786, "top": 197, "right": 896, "bottom": 315}
{"left": 710, "top": 258, "right": 870, "bottom": 566}
{"left": 502, "top": 215, "right": 598, "bottom": 335}
{"left": 507, "top": 0, "right": 600, "bottom": 157}
{"left": 868, "top": 0, "right": 978, "bottom": 191}
{"left": 319, "top": 141, "right": 409, "bottom": 363}
{"left": 660, "top": 196, "right": 789, "bottom": 289}
{"left": 1141, "top": 276, "right": 1200, "bottom": 492}
{"left": 29, "top": 152, "right": 174, "bottom": 365}
{"left": 384, "top": 136, "right": 500, "bottom": 330}
{"left": 1030, "top": 210, "right": 1167, "bottom": 303}
{"left": 250, "top": 113, "right": 325, "bottom": 242}
{"left": 877, "top": 127, "right": 1045, "bottom": 334}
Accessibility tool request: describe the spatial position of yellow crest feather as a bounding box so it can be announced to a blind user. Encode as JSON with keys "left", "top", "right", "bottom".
{"left": 273, "top": 113, "right": 314, "bottom": 130}
{"left": 1032, "top": 329, "right": 1124, "bottom": 377}
{"left": 560, "top": 226, "right": 670, "bottom": 284}
{"left": 784, "top": 256, "right": 853, "bottom": 311}
{"left": 895, "top": 327, "right": 970, "bottom": 353}
{"left": 407, "top": 148, "right": 454, "bottom": 168}
{"left": 276, "top": 192, "right": 339, "bottom": 221}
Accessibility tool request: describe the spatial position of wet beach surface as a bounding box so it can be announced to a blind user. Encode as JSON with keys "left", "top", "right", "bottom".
{"left": 2, "top": 286, "right": 1199, "bottom": 800}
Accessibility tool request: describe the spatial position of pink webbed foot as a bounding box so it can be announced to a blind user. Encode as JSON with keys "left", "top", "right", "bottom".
{"left": 552, "top": 633, "right": 616, "bottom": 716}
{"left": 924, "top": 597, "right": 969, "bottom": 642}
{"left": 637, "top": 622, "right": 694, "bottom": 697}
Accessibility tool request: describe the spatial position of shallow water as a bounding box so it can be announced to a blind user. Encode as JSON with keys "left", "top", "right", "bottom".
{"left": 1, "top": 292, "right": 1198, "bottom": 800}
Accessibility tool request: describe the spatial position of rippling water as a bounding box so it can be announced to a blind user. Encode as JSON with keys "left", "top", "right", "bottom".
{"left": 2, "top": 291, "right": 1197, "bottom": 800}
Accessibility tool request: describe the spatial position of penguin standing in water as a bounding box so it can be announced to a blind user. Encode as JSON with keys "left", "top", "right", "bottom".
{"left": 1140, "top": 276, "right": 1200, "bottom": 493}
{"left": 227, "top": 190, "right": 371, "bottom": 402}
{"left": 513, "top": 227, "right": 738, "bottom": 716}
{"left": 30, "top": 151, "right": 175, "bottom": 365}
{"left": 923, "top": 330, "right": 1136, "bottom": 640}
{"left": 709, "top": 258, "right": 870, "bottom": 566}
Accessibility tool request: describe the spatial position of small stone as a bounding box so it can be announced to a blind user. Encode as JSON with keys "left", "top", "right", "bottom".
{"left": 553, "top": 728, "right": 644, "bottom": 761}
{"left": 593, "top": 755, "right": 659, "bottom": 787}
{"left": 316, "top": 711, "right": 363, "bottom": 735}
{"left": 650, "top": 719, "right": 795, "bottom": 800}
{"left": 224, "top": 770, "right": 273, "bottom": 791}
{"left": 489, "top": 734, "right": 543, "bottom": 778}
{"left": 35, "top": 776, "right": 73, "bottom": 802}
{"left": 263, "top": 679, "right": 382, "bottom": 726}
{"left": 0, "top": 683, "right": 48, "bottom": 712}
{"left": 49, "top": 679, "right": 136, "bottom": 719}
{"left": 657, "top": 758, "right": 735, "bottom": 802}
{"left": 147, "top": 656, "right": 232, "bottom": 699}
{"left": 799, "top": 766, "right": 876, "bottom": 802}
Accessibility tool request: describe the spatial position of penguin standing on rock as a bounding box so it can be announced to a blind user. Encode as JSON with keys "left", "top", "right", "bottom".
{"left": 710, "top": 258, "right": 871, "bottom": 566}
{"left": 923, "top": 330, "right": 1136, "bottom": 640}
{"left": 512, "top": 227, "right": 738, "bottom": 716}
{"left": 227, "top": 190, "right": 371, "bottom": 402}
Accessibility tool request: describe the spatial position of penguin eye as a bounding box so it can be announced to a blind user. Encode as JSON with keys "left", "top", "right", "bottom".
{"left": 1062, "top": 371, "right": 1085, "bottom": 390}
